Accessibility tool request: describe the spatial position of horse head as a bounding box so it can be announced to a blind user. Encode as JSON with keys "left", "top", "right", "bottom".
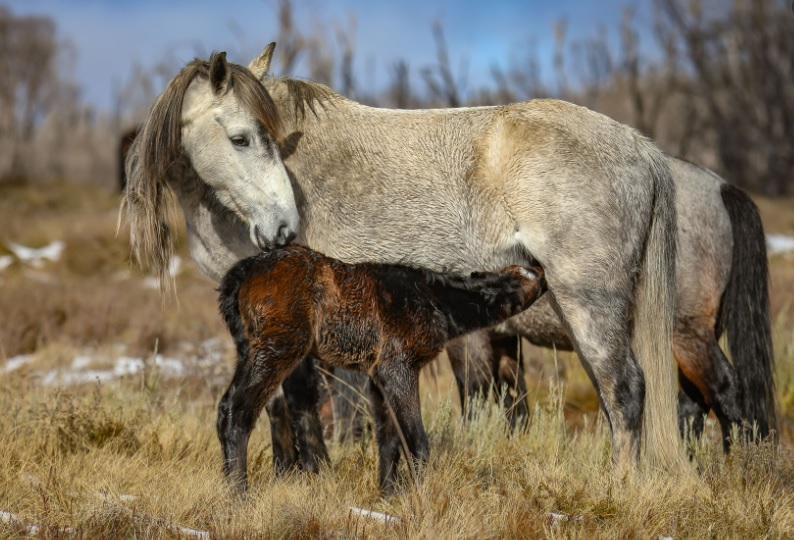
{"left": 123, "top": 50, "right": 299, "bottom": 292}
{"left": 181, "top": 51, "right": 298, "bottom": 250}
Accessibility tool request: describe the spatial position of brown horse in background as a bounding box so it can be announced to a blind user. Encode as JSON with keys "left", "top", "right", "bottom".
{"left": 217, "top": 244, "right": 546, "bottom": 493}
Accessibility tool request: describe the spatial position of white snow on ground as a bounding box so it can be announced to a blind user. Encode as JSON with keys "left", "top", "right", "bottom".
{"left": 5, "top": 240, "right": 64, "bottom": 268}
{"left": 41, "top": 354, "right": 186, "bottom": 387}
{"left": 767, "top": 233, "right": 794, "bottom": 255}
{"left": 4, "top": 338, "right": 233, "bottom": 388}
{"left": 3, "top": 355, "right": 34, "bottom": 373}
{"left": 0, "top": 255, "right": 13, "bottom": 272}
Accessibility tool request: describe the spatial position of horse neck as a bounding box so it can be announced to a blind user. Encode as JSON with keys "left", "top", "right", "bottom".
{"left": 167, "top": 166, "right": 259, "bottom": 282}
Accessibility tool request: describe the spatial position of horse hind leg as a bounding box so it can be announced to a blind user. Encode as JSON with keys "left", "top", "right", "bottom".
{"left": 678, "top": 372, "right": 709, "bottom": 442}
{"left": 674, "top": 325, "right": 742, "bottom": 451}
{"left": 550, "top": 289, "right": 646, "bottom": 469}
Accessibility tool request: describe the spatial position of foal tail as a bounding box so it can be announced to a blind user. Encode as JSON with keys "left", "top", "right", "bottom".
{"left": 632, "top": 144, "right": 685, "bottom": 470}
{"left": 717, "top": 183, "right": 777, "bottom": 441}
{"left": 218, "top": 258, "right": 259, "bottom": 364}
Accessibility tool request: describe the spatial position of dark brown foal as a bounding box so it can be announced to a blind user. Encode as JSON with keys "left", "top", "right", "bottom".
{"left": 217, "top": 244, "right": 546, "bottom": 493}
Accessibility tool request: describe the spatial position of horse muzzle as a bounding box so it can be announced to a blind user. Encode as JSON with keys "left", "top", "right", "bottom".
{"left": 252, "top": 223, "right": 296, "bottom": 251}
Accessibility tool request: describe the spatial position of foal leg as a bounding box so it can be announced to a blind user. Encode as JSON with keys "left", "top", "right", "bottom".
{"left": 217, "top": 342, "right": 306, "bottom": 491}
{"left": 369, "top": 359, "right": 428, "bottom": 494}
{"left": 264, "top": 388, "right": 300, "bottom": 475}
{"left": 282, "top": 355, "right": 331, "bottom": 473}
{"left": 265, "top": 356, "right": 330, "bottom": 475}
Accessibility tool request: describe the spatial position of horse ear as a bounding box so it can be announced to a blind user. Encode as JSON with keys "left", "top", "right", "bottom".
{"left": 209, "top": 51, "right": 231, "bottom": 96}
{"left": 248, "top": 42, "right": 276, "bottom": 81}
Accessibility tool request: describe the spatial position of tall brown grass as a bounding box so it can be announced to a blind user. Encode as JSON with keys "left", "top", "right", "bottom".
{"left": 1, "top": 183, "right": 794, "bottom": 538}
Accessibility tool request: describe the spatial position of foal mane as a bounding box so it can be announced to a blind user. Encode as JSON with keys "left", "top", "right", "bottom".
{"left": 120, "top": 52, "right": 284, "bottom": 296}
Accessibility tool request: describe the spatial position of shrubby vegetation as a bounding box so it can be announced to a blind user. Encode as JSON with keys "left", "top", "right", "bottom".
{"left": 0, "top": 0, "right": 792, "bottom": 194}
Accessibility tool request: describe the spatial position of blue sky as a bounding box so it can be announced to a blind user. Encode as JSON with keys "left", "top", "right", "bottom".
{"left": 6, "top": 0, "right": 653, "bottom": 111}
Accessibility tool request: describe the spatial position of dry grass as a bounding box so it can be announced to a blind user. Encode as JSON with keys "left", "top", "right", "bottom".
{"left": 1, "top": 182, "right": 794, "bottom": 538}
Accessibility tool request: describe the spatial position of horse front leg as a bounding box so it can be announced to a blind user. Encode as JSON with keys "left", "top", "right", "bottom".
{"left": 490, "top": 333, "right": 530, "bottom": 431}
{"left": 446, "top": 331, "right": 495, "bottom": 421}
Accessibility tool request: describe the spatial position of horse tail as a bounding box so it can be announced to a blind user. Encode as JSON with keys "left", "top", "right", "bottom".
{"left": 632, "top": 143, "right": 684, "bottom": 469}
{"left": 717, "top": 183, "right": 777, "bottom": 440}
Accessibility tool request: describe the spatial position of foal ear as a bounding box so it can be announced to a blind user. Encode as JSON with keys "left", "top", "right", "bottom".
{"left": 248, "top": 42, "right": 276, "bottom": 81}
{"left": 209, "top": 51, "right": 232, "bottom": 96}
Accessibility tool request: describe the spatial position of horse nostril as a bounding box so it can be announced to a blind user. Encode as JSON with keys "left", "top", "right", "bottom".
{"left": 276, "top": 222, "right": 294, "bottom": 246}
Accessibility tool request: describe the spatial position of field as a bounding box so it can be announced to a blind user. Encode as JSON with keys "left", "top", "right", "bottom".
{"left": 1, "top": 181, "right": 794, "bottom": 538}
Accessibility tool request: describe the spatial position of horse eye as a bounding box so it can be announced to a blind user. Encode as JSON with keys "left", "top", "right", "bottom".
{"left": 230, "top": 135, "right": 249, "bottom": 147}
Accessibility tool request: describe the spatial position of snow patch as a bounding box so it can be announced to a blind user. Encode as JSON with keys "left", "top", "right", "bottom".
{"left": 6, "top": 338, "right": 233, "bottom": 387}
{"left": 6, "top": 240, "right": 64, "bottom": 268}
{"left": 767, "top": 234, "right": 794, "bottom": 255}
{"left": 4, "top": 354, "right": 33, "bottom": 373}
{"left": 0, "top": 255, "right": 13, "bottom": 272}
{"left": 143, "top": 255, "right": 182, "bottom": 289}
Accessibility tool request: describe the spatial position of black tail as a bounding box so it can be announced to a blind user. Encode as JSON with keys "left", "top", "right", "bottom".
{"left": 717, "top": 183, "right": 777, "bottom": 440}
{"left": 218, "top": 257, "right": 261, "bottom": 366}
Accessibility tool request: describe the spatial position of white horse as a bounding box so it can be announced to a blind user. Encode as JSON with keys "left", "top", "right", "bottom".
{"left": 123, "top": 46, "right": 684, "bottom": 480}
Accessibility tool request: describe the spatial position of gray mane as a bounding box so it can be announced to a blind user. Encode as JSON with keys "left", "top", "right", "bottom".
{"left": 273, "top": 77, "right": 340, "bottom": 122}
{"left": 120, "top": 52, "right": 285, "bottom": 295}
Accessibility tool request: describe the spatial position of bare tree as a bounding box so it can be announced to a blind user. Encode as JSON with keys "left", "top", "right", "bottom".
{"left": 420, "top": 22, "right": 467, "bottom": 108}
{"left": 656, "top": 0, "right": 794, "bottom": 195}
{"left": 386, "top": 60, "right": 413, "bottom": 109}
{"left": 0, "top": 6, "right": 67, "bottom": 181}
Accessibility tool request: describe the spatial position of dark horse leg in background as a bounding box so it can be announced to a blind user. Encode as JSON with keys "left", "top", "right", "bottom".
{"left": 673, "top": 328, "right": 742, "bottom": 450}
{"left": 446, "top": 331, "right": 529, "bottom": 430}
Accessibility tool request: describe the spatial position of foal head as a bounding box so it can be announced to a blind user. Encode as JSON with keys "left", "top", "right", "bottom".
{"left": 430, "top": 264, "right": 547, "bottom": 340}
{"left": 482, "top": 265, "right": 547, "bottom": 318}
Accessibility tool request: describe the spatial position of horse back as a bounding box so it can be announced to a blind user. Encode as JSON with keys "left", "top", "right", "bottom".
{"left": 233, "top": 246, "right": 318, "bottom": 345}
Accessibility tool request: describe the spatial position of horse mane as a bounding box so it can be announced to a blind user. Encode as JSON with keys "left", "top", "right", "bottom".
{"left": 275, "top": 77, "right": 339, "bottom": 122}
{"left": 120, "top": 52, "right": 285, "bottom": 296}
